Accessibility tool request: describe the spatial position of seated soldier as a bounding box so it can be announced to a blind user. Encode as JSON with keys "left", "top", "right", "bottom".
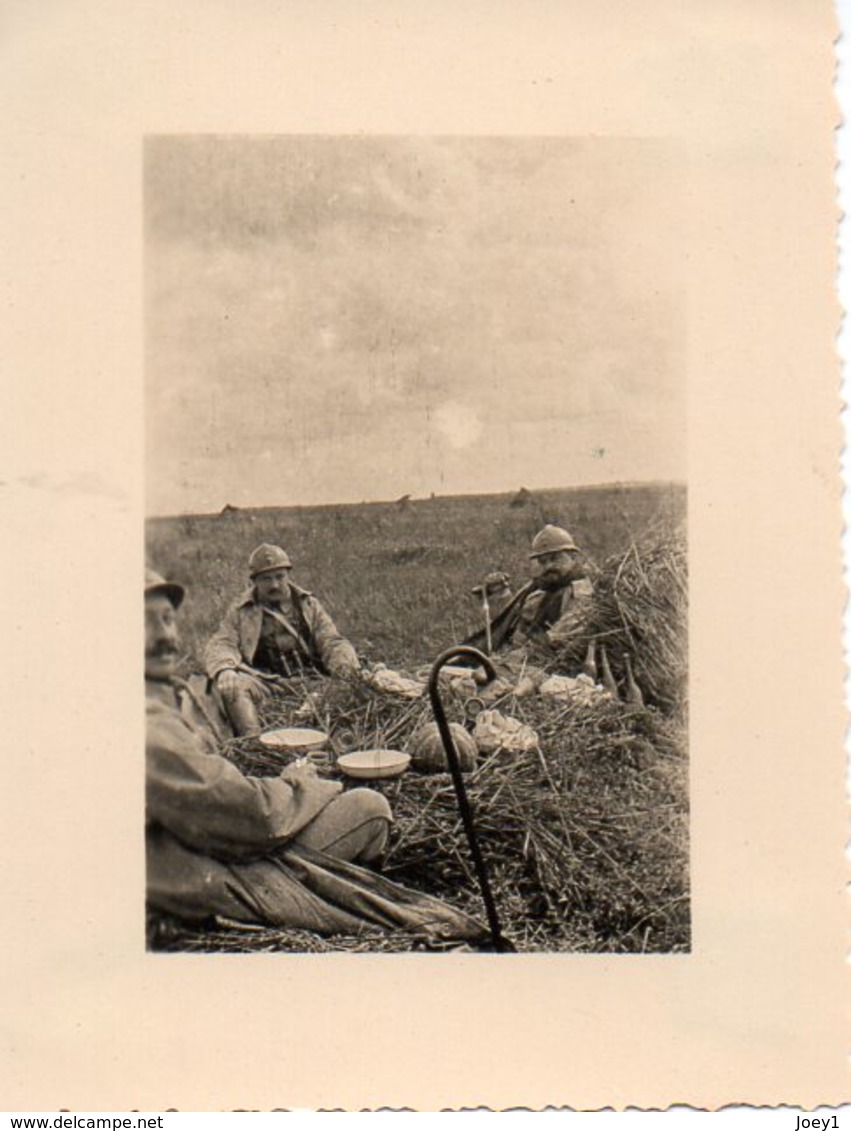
{"left": 204, "top": 543, "right": 361, "bottom": 735}
{"left": 467, "top": 525, "right": 595, "bottom": 657}
{"left": 146, "top": 567, "right": 483, "bottom": 941}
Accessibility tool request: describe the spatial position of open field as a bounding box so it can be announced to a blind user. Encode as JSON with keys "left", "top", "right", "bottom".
{"left": 146, "top": 480, "right": 689, "bottom": 954}
{"left": 147, "top": 481, "right": 685, "bottom": 671}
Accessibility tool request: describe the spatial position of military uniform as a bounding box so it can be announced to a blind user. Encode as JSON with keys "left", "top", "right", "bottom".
{"left": 145, "top": 678, "right": 482, "bottom": 939}
{"left": 205, "top": 583, "right": 359, "bottom": 681}
{"left": 465, "top": 526, "right": 596, "bottom": 656}
{"left": 511, "top": 575, "right": 595, "bottom": 648}
{"left": 204, "top": 578, "right": 359, "bottom": 734}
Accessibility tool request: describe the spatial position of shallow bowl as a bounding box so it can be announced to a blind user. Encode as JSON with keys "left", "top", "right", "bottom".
{"left": 337, "top": 749, "right": 411, "bottom": 780}
{"left": 259, "top": 727, "right": 330, "bottom": 753}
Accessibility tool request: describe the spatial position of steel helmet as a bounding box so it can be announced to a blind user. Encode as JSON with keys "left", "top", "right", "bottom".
{"left": 144, "top": 567, "right": 185, "bottom": 608}
{"left": 249, "top": 543, "right": 293, "bottom": 577}
{"left": 529, "top": 525, "right": 579, "bottom": 559}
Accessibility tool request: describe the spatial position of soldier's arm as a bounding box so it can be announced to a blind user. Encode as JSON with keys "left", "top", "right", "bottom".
{"left": 302, "top": 596, "right": 360, "bottom": 675}
{"left": 203, "top": 602, "right": 245, "bottom": 680}
{"left": 147, "top": 705, "right": 343, "bottom": 859}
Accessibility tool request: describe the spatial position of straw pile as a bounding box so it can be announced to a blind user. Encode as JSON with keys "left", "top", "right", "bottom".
{"left": 554, "top": 520, "right": 688, "bottom": 716}
{"left": 384, "top": 695, "right": 688, "bottom": 953}
{"left": 149, "top": 520, "right": 689, "bottom": 954}
{"left": 151, "top": 670, "right": 689, "bottom": 955}
{"left": 221, "top": 674, "right": 436, "bottom": 779}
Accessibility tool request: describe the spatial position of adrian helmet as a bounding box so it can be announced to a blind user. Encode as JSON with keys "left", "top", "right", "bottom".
{"left": 248, "top": 543, "right": 293, "bottom": 577}
{"left": 529, "top": 525, "right": 579, "bottom": 559}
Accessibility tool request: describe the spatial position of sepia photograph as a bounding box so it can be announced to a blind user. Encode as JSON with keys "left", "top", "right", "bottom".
{"left": 144, "top": 134, "right": 689, "bottom": 955}
{"left": 3, "top": 0, "right": 845, "bottom": 1111}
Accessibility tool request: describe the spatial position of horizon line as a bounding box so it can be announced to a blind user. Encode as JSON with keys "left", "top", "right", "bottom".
{"left": 146, "top": 477, "right": 686, "bottom": 522}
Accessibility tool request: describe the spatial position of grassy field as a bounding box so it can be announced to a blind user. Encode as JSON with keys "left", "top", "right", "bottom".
{"left": 146, "top": 480, "right": 689, "bottom": 954}
{"left": 147, "top": 480, "right": 685, "bottom": 671}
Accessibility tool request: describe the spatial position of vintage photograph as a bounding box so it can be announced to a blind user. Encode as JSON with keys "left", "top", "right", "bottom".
{"left": 5, "top": 0, "right": 844, "bottom": 1111}
{"left": 144, "top": 134, "right": 688, "bottom": 955}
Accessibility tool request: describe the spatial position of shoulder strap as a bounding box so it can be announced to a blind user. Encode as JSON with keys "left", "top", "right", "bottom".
{"left": 464, "top": 580, "right": 536, "bottom": 651}
{"left": 261, "top": 604, "right": 314, "bottom": 659}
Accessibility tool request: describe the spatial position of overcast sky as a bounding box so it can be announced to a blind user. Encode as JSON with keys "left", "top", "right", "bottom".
{"left": 145, "top": 135, "right": 685, "bottom": 515}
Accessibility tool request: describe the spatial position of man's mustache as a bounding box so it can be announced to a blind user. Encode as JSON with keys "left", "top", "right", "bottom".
{"left": 147, "top": 643, "right": 180, "bottom": 659}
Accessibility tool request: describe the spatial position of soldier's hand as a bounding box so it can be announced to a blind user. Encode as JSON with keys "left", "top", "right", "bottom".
{"left": 306, "top": 750, "right": 333, "bottom": 774}
{"left": 289, "top": 756, "right": 319, "bottom": 778}
{"left": 216, "top": 669, "right": 240, "bottom": 696}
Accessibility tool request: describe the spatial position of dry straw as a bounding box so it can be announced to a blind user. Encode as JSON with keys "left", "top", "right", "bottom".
{"left": 149, "top": 518, "right": 689, "bottom": 954}
{"left": 152, "top": 666, "right": 688, "bottom": 954}
{"left": 554, "top": 520, "right": 688, "bottom": 716}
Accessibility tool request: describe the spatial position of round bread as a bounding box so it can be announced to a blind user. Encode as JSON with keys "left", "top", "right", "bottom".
{"left": 409, "top": 722, "right": 478, "bottom": 774}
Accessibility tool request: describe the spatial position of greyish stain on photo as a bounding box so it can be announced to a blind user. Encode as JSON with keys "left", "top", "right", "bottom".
{"left": 144, "top": 135, "right": 689, "bottom": 955}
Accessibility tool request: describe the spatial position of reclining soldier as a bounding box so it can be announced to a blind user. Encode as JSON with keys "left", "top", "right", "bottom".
{"left": 467, "top": 525, "right": 595, "bottom": 656}
{"left": 204, "top": 543, "right": 361, "bottom": 736}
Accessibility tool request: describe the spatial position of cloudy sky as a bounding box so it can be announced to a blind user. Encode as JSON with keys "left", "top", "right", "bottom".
{"left": 145, "top": 135, "right": 685, "bottom": 515}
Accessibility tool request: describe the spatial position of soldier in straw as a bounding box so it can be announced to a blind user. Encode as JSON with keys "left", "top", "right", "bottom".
{"left": 467, "top": 524, "right": 595, "bottom": 656}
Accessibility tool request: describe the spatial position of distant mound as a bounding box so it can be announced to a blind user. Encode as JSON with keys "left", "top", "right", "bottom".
{"left": 510, "top": 486, "right": 534, "bottom": 508}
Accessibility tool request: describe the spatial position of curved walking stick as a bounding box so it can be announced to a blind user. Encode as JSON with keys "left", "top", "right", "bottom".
{"left": 427, "top": 646, "right": 516, "bottom": 953}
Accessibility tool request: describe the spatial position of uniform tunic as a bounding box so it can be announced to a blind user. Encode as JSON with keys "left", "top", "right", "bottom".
{"left": 204, "top": 582, "right": 359, "bottom": 681}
